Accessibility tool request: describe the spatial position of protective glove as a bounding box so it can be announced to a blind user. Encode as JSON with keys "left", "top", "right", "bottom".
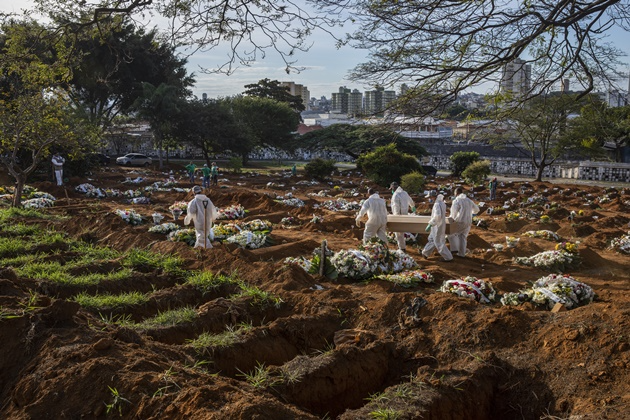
{"left": 411, "top": 206, "right": 416, "bottom": 213}
{"left": 355, "top": 218, "right": 361, "bottom": 227}
{"left": 425, "top": 224, "right": 431, "bottom": 232}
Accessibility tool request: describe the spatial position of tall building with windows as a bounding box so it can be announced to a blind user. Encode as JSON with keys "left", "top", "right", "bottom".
{"left": 500, "top": 58, "right": 532, "bottom": 97}
{"left": 364, "top": 86, "right": 397, "bottom": 115}
{"left": 280, "top": 81, "right": 310, "bottom": 110}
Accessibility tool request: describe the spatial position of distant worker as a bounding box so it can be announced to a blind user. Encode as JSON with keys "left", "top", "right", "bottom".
{"left": 291, "top": 164, "right": 297, "bottom": 177}
{"left": 488, "top": 177, "right": 498, "bottom": 201}
{"left": 51, "top": 152, "right": 65, "bottom": 186}
{"left": 210, "top": 162, "right": 219, "bottom": 186}
{"left": 184, "top": 186, "right": 218, "bottom": 248}
{"left": 355, "top": 188, "right": 388, "bottom": 244}
{"left": 448, "top": 187, "right": 480, "bottom": 257}
{"left": 200, "top": 164, "right": 211, "bottom": 189}
{"left": 422, "top": 194, "right": 453, "bottom": 262}
{"left": 389, "top": 182, "right": 416, "bottom": 251}
{"left": 185, "top": 162, "right": 197, "bottom": 184}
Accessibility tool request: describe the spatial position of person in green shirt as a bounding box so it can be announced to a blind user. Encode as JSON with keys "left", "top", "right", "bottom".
{"left": 185, "top": 162, "right": 197, "bottom": 183}
{"left": 210, "top": 162, "right": 219, "bottom": 186}
{"left": 200, "top": 164, "right": 211, "bottom": 188}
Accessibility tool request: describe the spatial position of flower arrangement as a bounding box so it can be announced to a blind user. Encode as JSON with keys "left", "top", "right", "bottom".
{"left": 522, "top": 230, "right": 560, "bottom": 241}
{"left": 319, "top": 198, "right": 361, "bottom": 212}
{"left": 578, "top": 209, "right": 584, "bottom": 216}
{"left": 376, "top": 270, "right": 434, "bottom": 288}
{"left": 280, "top": 216, "right": 299, "bottom": 226}
{"left": 493, "top": 243, "right": 504, "bottom": 252}
{"left": 123, "top": 189, "right": 144, "bottom": 198}
{"left": 152, "top": 212, "right": 164, "bottom": 225}
{"left": 609, "top": 231, "right": 630, "bottom": 254}
{"left": 28, "top": 191, "right": 56, "bottom": 201}
{"left": 242, "top": 219, "right": 273, "bottom": 232}
{"left": 386, "top": 232, "right": 417, "bottom": 245}
{"left": 514, "top": 249, "right": 579, "bottom": 272}
{"left": 225, "top": 230, "right": 269, "bottom": 249}
{"left": 277, "top": 197, "right": 305, "bottom": 207}
{"left": 539, "top": 215, "right": 551, "bottom": 224}
{"left": 473, "top": 216, "right": 488, "bottom": 228}
{"left": 22, "top": 198, "right": 55, "bottom": 209}
{"left": 212, "top": 223, "right": 242, "bottom": 239}
{"left": 217, "top": 204, "right": 246, "bottom": 220}
{"left": 330, "top": 249, "right": 375, "bottom": 280}
{"left": 168, "top": 228, "right": 196, "bottom": 246}
{"left": 388, "top": 250, "right": 419, "bottom": 273}
{"left": 505, "top": 236, "right": 519, "bottom": 248}
{"left": 283, "top": 256, "right": 313, "bottom": 273}
{"left": 555, "top": 241, "right": 579, "bottom": 254}
{"left": 439, "top": 276, "right": 497, "bottom": 303}
{"left": 114, "top": 208, "right": 143, "bottom": 225}
{"left": 169, "top": 201, "right": 188, "bottom": 213}
{"left": 148, "top": 222, "right": 179, "bottom": 234}
{"left": 310, "top": 214, "right": 324, "bottom": 224}
{"left": 505, "top": 211, "right": 521, "bottom": 222}
{"left": 501, "top": 274, "right": 594, "bottom": 310}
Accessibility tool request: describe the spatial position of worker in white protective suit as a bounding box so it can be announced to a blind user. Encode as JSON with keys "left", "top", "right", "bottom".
{"left": 421, "top": 194, "right": 453, "bottom": 261}
{"left": 389, "top": 182, "right": 416, "bottom": 250}
{"left": 51, "top": 152, "right": 65, "bottom": 186}
{"left": 184, "top": 186, "right": 218, "bottom": 248}
{"left": 355, "top": 188, "right": 388, "bottom": 244}
{"left": 448, "top": 187, "right": 480, "bottom": 257}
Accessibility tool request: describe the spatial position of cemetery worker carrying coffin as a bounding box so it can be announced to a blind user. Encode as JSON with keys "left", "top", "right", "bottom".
{"left": 51, "top": 152, "right": 65, "bottom": 186}
{"left": 389, "top": 182, "right": 416, "bottom": 251}
{"left": 184, "top": 186, "right": 218, "bottom": 248}
{"left": 355, "top": 188, "right": 388, "bottom": 244}
{"left": 448, "top": 187, "right": 480, "bottom": 257}
{"left": 421, "top": 194, "right": 453, "bottom": 262}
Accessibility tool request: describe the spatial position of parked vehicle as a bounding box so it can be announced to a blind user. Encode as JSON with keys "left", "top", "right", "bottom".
{"left": 116, "top": 153, "right": 152, "bottom": 166}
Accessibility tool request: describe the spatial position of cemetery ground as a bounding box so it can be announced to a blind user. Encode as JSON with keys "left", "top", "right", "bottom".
{"left": 0, "top": 164, "right": 629, "bottom": 419}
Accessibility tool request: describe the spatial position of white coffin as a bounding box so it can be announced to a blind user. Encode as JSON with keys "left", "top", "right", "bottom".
{"left": 386, "top": 215, "right": 454, "bottom": 234}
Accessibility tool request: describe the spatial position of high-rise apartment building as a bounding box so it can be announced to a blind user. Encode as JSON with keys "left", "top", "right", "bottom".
{"left": 331, "top": 86, "right": 364, "bottom": 115}
{"left": 364, "top": 86, "right": 397, "bottom": 115}
{"left": 280, "top": 81, "right": 310, "bottom": 110}
{"left": 500, "top": 58, "right": 532, "bottom": 97}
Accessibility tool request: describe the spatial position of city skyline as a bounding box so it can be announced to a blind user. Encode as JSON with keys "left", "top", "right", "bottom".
{"left": 1, "top": 0, "right": 629, "bottom": 100}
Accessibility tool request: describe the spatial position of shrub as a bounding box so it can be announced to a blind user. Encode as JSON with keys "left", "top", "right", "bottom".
{"left": 304, "top": 158, "right": 336, "bottom": 180}
{"left": 227, "top": 157, "right": 243, "bottom": 173}
{"left": 356, "top": 143, "right": 422, "bottom": 186}
{"left": 449, "top": 151, "right": 480, "bottom": 177}
{"left": 400, "top": 171, "right": 426, "bottom": 195}
{"left": 461, "top": 160, "right": 491, "bottom": 185}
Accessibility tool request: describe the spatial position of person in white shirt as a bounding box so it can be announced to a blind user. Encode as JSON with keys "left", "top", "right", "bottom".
{"left": 51, "top": 152, "right": 65, "bottom": 186}
{"left": 422, "top": 194, "right": 453, "bottom": 261}
{"left": 184, "top": 186, "right": 218, "bottom": 248}
{"left": 448, "top": 187, "right": 480, "bottom": 257}
{"left": 389, "top": 182, "right": 415, "bottom": 250}
{"left": 355, "top": 188, "right": 388, "bottom": 244}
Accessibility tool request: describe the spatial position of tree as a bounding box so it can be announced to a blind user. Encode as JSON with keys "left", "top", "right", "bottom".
{"left": 324, "top": 0, "right": 628, "bottom": 110}
{"left": 462, "top": 160, "right": 492, "bottom": 186}
{"left": 492, "top": 93, "right": 591, "bottom": 182}
{"left": 298, "top": 124, "right": 427, "bottom": 159}
{"left": 569, "top": 102, "right": 630, "bottom": 162}
{"left": 0, "top": 20, "right": 91, "bottom": 207}
{"left": 356, "top": 143, "right": 422, "bottom": 186}
{"left": 243, "top": 79, "right": 305, "bottom": 113}
{"left": 449, "top": 152, "right": 480, "bottom": 178}
{"left": 132, "top": 82, "right": 182, "bottom": 169}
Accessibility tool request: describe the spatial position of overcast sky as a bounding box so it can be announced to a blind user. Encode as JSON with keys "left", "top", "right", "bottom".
{"left": 1, "top": 1, "right": 628, "bottom": 100}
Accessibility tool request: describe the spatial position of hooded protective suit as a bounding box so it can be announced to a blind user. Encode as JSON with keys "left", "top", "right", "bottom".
{"left": 422, "top": 194, "right": 453, "bottom": 260}
{"left": 184, "top": 193, "right": 218, "bottom": 248}
{"left": 51, "top": 154, "right": 65, "bottom": 186}
{"left": 448, "top": 193, "right": 480, "bottom": 256}
{"left": 391, "top": 186, "right": 415, "bottom": 250}
{"left": 356, "top": 193, "right": 388, "bottom": 244}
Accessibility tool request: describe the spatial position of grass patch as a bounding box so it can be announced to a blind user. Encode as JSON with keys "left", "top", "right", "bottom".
{"left": 122, "top": 248, "right": 183, "bottom": 275}
{"left": 231, "top": 282, "right": 284, "bottom": 309}
{"left": 0, "top": 223, "right": 43, "bottom": 236}
{"left": 187, "top": 322, "right": 253, "bottom": 353}
{"left": 237, "top": 362, "right": 281, "bottom": 389}
{"left": 73, "top": 291, "right": 149, "bottom": 309}
{"left": 0, "top": 237, "right": 31, "bottom": 258}
{"left": 136, "top": 306, "right": 197, "bottom": 328}
{"left": 69, "top": 242, "right": 122, "bottom": 262}
{"left": 0, "top": 207, "right": 51, "bottom": 222}
{"left": 0, "top": 253, "right": 42, "bottom": 268}
{"left": 186, "top": 271, "right": 239, "bottom": 293}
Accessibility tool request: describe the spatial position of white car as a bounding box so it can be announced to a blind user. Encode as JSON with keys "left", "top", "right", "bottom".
{"left": 116, "top": 153, "right": 153, "bottom": 166}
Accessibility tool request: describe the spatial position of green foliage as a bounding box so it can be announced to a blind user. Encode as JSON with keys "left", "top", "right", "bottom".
{"left": 231, "top": 282, "right": 284, "bottom": 309}
{"left": 185, "top": 271, "right": 239, "bottom": 293}
{"left": 304, "top": 158, "right": 336, "bottom": 180}
{"left": 227, "top": 157, "right": 243, "bottom": 173}
{"left": 449, "top": 151, "right": 480, "bottom": 177}
{"left": 461, "top": 160, "right": 491, "bottom": 185}
{"left": 243, "top": 78, "right": 305, "bottom": 112}
{"left": 356, "top": 143, "right": 422, "bottom": 186}
{"left": 121, "top": 248, "right": 183, "bottom": 274}
{"left": 73, "top": 291, "right": 149, "bottom": 309}
{"left": 237, "top": 362, "right": 281, "bottom": 389}
{"left": 187, "top": 322, "right": 253, "bottom": 353}
{"left": 137, "top": 306, "right": 198, "bottom": 328}
{"left": 400, "top": 171, "right": 426, "bottom": 195}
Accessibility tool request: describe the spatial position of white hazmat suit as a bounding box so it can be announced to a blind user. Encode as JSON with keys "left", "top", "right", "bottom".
{"left": 51, "top": 154, "right": 65, "bottom": 186}
{"left": 448, "top": 193, "right": 480, "bottom": 257}
{"left": 422, "top": 194, "right": 453, "bottom": 261}
{"left": 390, "top": 186, "right": 415, "bottom": 250}
{"left": 356, "top": 193, "right": 388, "bottom": 244}
{"left": 184, "top": 193, "right": 218, "bottom": 248}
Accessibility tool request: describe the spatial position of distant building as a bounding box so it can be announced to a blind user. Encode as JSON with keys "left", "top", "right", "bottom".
{"left": 280, "top": 81, "right": 310, "bottom": 110}
{"left": 500, "top": 58, "right": 532, "bottom": 97}
{"left": 364, "top": 86, "right": 397, "bottom": 115}
{"left": 331, "top": 86, "right": 364, "bottom": 116}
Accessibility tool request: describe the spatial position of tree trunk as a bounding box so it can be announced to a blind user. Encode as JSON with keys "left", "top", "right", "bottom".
{"left": 534, "top": 164, "right": 544, "bottom": 182}
{"left": 241, "top": 152, "right": 249, "bottom": 166}
{"left": 12, "top": 174, "right": 26, "bottom": 207}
